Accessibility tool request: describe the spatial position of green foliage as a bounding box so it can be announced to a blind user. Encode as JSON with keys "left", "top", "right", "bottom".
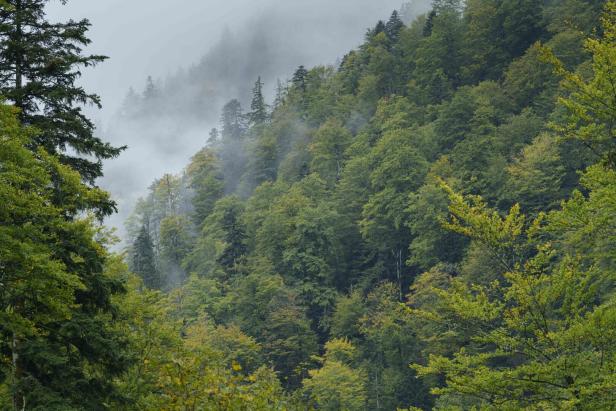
{"left": 187, "top": 148, "right": 224, "bottom": 226}
{"left": 249, "top": 76, "right": 268, "bottom": 126}
{"left": 412, "top": 174, "right": 616, "bottom": 409}
{"left": 111, "top": 1, "right": 616, "bottom": 409}
{"left": 0, "top": 103, "right": 128, "bottom": 409}
{"left": 303, "top": 339, "right": 367, "bottom": 410}
{"left": 541, "top": 1, "right": 616, "bottom": 168}
{"left": 132, "top": 225, "right": 162, "bottom": 289}
{"left": 110, "top": 260, "right": 294, "bottom": 410}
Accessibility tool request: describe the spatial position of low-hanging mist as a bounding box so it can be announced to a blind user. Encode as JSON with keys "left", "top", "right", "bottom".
{"left": 53, "top": 0, "right": 430, "bottom": 242}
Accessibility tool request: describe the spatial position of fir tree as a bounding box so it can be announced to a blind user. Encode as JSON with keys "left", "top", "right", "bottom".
{"left": 0, "top": 0, "right": 125, "bottom": 183}
{"left": 366, "top": 20, "right": 386, "bottom": 40}
{"left": 385, "top": 10, "right": 404, "bottom": 42}
{"left": 143, "top": 75, "right": 158, "bottom": 101}
{"left": 273, "top": 78, "right": 286, "bottom": 109}
{"left": 132, "top": 225, "right": 162, "bottom": 289}
{"left": 208, "top": 127, "right": 219, "bottom": 145}
{"left": 216, "top": 199, "right": 248, "bottom": 276}
{"left": 220, "top": 99, "right": 245, "bottom": 141}
{"left": 292, "top": 65, "right": 308, "bottom": 93}
{"left": 0, "top": 103, "right": 129, "bottom": 409}
{"left": 249, "top": 76, "right": 268, "bottom": 125}
{"left": 120, "top": 86, "right": 141, "bottom": 118}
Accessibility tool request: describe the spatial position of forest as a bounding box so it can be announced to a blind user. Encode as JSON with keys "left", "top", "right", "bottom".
{"left": 1, "top": 0, "right": 615, "bottom": 409}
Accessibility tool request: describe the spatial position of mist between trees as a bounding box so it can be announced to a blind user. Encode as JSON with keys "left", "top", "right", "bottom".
{"left": 1, "top": 0, "right": 616, "bottom": 410}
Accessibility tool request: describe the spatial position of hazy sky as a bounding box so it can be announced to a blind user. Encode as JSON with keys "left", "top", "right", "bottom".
{"left": 45, "top": 0, "right": 421, "bottom": 242}
{"left": 46, "top": 0, "right": 407, "bottom": 119}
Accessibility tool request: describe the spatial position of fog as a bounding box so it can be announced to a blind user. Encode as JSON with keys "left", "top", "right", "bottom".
{"left": 45, "top": 0, "right": 431, "bottom": 242}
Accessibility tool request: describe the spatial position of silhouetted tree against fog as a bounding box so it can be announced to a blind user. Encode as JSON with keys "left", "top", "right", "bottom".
{"left": 221, "top": 98, "right": 246, "bottom": 141}
{"left": 249, "top": 76, "right": 268, "bottom": 126}
{"left": 292, "top": 65, "right": 308, "bottom": 92}
{"left": 385, "top": 10, "right": 404, "bottom": 42}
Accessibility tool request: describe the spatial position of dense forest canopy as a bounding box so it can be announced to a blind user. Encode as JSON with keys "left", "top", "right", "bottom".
{"left": 1, "top": 0, "right": 616, "bottom": 409}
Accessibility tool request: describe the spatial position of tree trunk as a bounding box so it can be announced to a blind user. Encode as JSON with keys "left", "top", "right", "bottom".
{"left": 12, "top": 333, "right": 25, "bottom": 411}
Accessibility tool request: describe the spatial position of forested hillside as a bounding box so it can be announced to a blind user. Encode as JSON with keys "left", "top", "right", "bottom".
{"left": 1, "top": 0, "right": 616, "bottom": 409}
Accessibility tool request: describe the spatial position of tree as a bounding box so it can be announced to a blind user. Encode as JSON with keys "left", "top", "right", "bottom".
{"left": 411, "top": 177, "right": 616, "bottom": 409}
{"left": 0, "top": 0, "right": 124, "bottom": 183}
{"left": 207, "top": 127, "right": 219, "bottom": 145}
{"left": 221, "top": 99, "right": 245, "bottom": 141}
{"left": 249, "top": 76, "right": 268, "bottom": 125}
{"left": 132, "top": 225, "right": 161, "bottom": 289}
{"left": 309, "top": 119, "right": 352, "bottom": 185}
{"left": 541, "top": 0, "right": 616, "bottom": 169}
{"left": 262, "top": 290, "right": 319, "bottom": 389}
{"left": 385, "top": 10, "right": 404, "bottom": 43}
{"left": 292, "top": 65, "right": 308, "bottom": 93}
{"left": 216, "top": 197, "right": 248, "bottom": 276}
{"left": 187, "top": 148, "right": 224, "bottom": 226}
{"left": 302, "top": 339, "right": 367, "bottom": 411}
{"left": 0, "top": 103, "right": 128, "bottom": 409}
{"left": 273, "top": 78, "right": 287, "bottom": 110}
{"left": 110, "top": 263, "right": 291, "bottom": 410}
{"left": 159, "top": 215, "right": 193, "bottom": 285}
{"left": 142, "top": 75, "right": 158, "bottom": 100}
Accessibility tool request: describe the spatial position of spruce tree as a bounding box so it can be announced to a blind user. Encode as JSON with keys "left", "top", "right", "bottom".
{"left": 366, "top": 20, "right": 386, "bottom": 40}
{"left": 208, "top": 127, "right": 219, "bottom": 145}
{"left": 292, "top": 65, "right": 308, "bottom": 93}
{"left": 0, "top": 0, "right": 125, "bottom": 184}
{"left": 385, "top": 10, "right": 404, "bottom": 42}
{"left": 132, "top": 226, "right": 162, "bottom": 289}
{"left": 0, "top": 103, "right": 129, "bottom": 409}
{"left": 249, "top": 76, "right": 268, "bottom": 125}
{"left": 220, "top": 99, "right": 245, "bottom": 141}
{"left": 143, "top": 75, "right": 158, "bottom": 101}
{"left": 273, "top": 78, "right": 286, "bottom": 109}
{"left": 216, "top": 199, "right": 248, "bottom": 276}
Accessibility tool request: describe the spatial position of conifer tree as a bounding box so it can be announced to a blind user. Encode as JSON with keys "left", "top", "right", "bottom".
{"left": 367, "top": 20, "right": 386, "bottom": 40}
{"left": 208, "top": 127, "right": 219, "bottom": 145}
{"left": 0, "top": 0, "right": 124, "bottom": 183}
{"left": 273, "top": 78, "right": 286, "bottom": 109}
{"left": 143, "top": 75, "right": 158, "bottom": 101}
{"left": 220, "top": 99, "right": 245, "bottom": 141}
{"left": 0, "top": 103, "right": 129, "bottom": 409}
{"left": 385, "top": 10, "right": 404, "bottom": 42}
{"left": 132, "top": 225, "right": 162, "bottom": 289}
{"left": 292, "top": 65, "right": 308, "bottom": 93}
{"left": 249, "top": 76, "right": 268, "bottom": 125}
{"left": 216, "top": 198, "right": 248, "bottom": 276}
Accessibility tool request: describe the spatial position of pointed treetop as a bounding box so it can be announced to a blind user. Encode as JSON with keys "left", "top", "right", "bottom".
{"left": 249, "top": 76, "right": 268, "bottom": 125}
{"left": 292, "top": 66, "right": 309, "bottom": 92}
{"left": 385, "top": 10, "right": 405, "bottom": 41}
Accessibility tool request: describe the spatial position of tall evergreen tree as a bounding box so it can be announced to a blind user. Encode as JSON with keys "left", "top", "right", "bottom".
{"left": 0, "top": 0, "right": 124, "bottom": 184}
{"left": 220, "top": 99, "right": 245, "bottom": 141}
{"left": 292, "top": 65, "right": 308, "bottom": 93}
{"left": 132, "top": 225, "right": 161, "bottom": 289}
{"left": 216, "top": 198, "right": 248, "bottom": 276}
{"left": 142, "top": 75, "right": 158, "bottom": 100}
{"left": 367, "top": 20, "right": 387, "bottom": 40}
{"left": 385, "top": 10, "right": 404, "bottom": 42}
{"left": 0, "top": 103, "right": 129, "bottom": 409}
{"left": 208, "top": 127, "right": 219, "bottom": 145}
{"left": 249, "top": 76, "right": 268, "bottom": 125}
{"left": 273, "top": 78, "right": 286, "bottom": 110}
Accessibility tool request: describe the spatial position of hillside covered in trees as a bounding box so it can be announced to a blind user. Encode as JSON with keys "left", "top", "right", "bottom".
{"left": 1, "top": 0, "right": 616, "bottom": 409}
